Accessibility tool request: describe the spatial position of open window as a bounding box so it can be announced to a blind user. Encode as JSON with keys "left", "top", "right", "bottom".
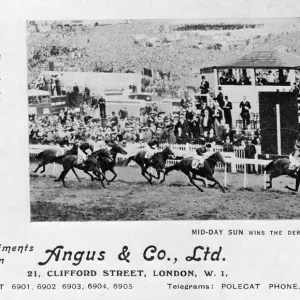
{"left": 255, "top": 68, "right": 291, "bottom": 86}
{"left": 218, "top": 68, "right": 252, "bottom": 85}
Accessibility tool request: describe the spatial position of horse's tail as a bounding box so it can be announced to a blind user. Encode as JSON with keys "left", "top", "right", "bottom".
{"left": 165, "top": 163, "right": 179, "bottom": 175}
{"left": 264, "top": 160, "right": 275, "bottom": 172}
{"left": 125, "top": 155, "right": 135, "bottom": 166}
{"left": 36, "top": 150, "right": 45, "bottom": 160}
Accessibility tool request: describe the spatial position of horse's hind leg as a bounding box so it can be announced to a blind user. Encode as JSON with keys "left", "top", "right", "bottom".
{"left": 206, "top": 174, "right": 225, "bottom": 193}
{"left": 85, "top": 171, "right": 95, "bottom": 181}
{"left": 267, "top": 173, "right": 279, "bottom": 189}
{"left": 34, "top": 163, "right": 42, "bottom": 173}
{"left": 55, "top": 169, "right": 69, "bottom": 187}
{"left": 125, "top": 156, "right": 135, "bottom": 166}
{"left": 184, "top": 171, "right": 203, "bottom": 192}
{"left": 71, "top": 168, "right": 81, "bottom": 182}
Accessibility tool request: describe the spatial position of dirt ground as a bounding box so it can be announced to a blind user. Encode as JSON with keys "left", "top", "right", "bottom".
{"left": 30, "top": 162, "right": 300, "bottom": 221}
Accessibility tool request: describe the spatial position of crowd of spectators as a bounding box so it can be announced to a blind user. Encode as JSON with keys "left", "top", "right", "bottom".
{"left": 27, "top": 20, "right": 300, "bottom": 95}
{"left": 29, "top": 90, "right": 261, "bottom": 162}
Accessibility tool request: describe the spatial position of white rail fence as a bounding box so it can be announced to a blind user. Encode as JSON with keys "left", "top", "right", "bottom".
{"left": 29, "top": 143, "right": 272, "bottom": 189}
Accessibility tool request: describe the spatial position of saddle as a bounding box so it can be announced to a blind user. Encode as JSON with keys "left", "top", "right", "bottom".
{"left": 192, "top": 159, "right": 204, "bottom": 169}
{"left": 55, "top": 149, "right": 65, "bottom": 157}
{"left": 145, "top": 152, "right": 152, "bottom": 159}
{"left": 289, "top": 163, "right": 297, "bottom": 170}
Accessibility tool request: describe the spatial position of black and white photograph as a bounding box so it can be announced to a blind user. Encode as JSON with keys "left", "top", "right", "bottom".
{"left": 28, "top": 18, "right": 300, "bottom": 221}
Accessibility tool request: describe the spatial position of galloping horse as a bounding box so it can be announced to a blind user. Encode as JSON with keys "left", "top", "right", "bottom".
{"left": 126, "top": 146, "right": 174, "bottom": 184}
{"left": 161, "top": 151, "right": 226, "bottom": 193}
{"left": 54, "top": 155, "right": 108, "bottom": 188}
{"left": 91, "top": 143, "right": 127, "bottom": 182}
{"left": 33, "top": 142, "right": 94, "bottom": 173}
{"left": 264, "top": 158, "right": 300, "bottom": 191}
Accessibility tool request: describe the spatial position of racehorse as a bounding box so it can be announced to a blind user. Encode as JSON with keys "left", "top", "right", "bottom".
{"left": 91, "top": 143, "right": 127, "bottom": 182}
{"left": 125, "top": 146, "right": 174, "bottom": 184}
{"left": 264, "top": 158, "right": 300, "bottom": 191}
{"left": 54, "top": 155, "right": 108, "bottom": 188}
{"left": 160, "top": 151, "right": 226, "bottom": 193}
{"left": 33, "top": 142, "right": 94, "bottom": 173}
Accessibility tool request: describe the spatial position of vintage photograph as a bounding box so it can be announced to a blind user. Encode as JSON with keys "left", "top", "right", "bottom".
{"left": 28, "top": 19, "right": 300, "bottom": 221}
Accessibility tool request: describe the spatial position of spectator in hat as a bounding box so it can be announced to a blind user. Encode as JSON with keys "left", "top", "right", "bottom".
{"left": 240, "top": 96, "right": 251, "bottom": 129}
{"left": 219, "top": 71, "right": 227, "bottom": 85}
{"left": 201, "top": 109, "right": 212, "bottom": 132}
{"left": 223, "top": 96, "right": 232, "bottom": 128}
{"left": 222, "top": 135, "right": 234, "bottom": 152}
{"left": 216, "top": 86, "right": 224, "bottom": 108}
{"left": 99, "top": 95, "right": 106, "bottom": 119}
{"left": 200, "top": 75, "right": 209, "bottom": 102}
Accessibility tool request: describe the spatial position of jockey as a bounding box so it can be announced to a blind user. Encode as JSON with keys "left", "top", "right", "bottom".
{"left": 289, "top": 141, "right": 300, "bottom": 172}
{"left": 193, "top": 138, "right": 208, "bottom": 168}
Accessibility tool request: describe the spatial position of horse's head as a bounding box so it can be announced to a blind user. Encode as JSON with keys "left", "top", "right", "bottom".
{"left": 111, "top": 143, "right": 127, "bottom": 155}
{"left": 163, "top": 146, "right": 175, "bottom": 159}
{"left": 212, "top": 151, "right": 226, "bottom": 165}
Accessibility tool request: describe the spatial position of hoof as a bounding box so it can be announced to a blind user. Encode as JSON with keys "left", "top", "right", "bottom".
{"left": 54, "top": 179, "right": 59, "bottom": 182}
{"left": 91, "top": 177, "right": 94, "bottom": 181}
{"left": 40, "top": 171, "right": 44, "bottom": 174}
{"left": 160, "top": 180, "right": 164, "bottom": 184}
{"left": 266, "top": 186, "right": 272, "bottom": 189}
{"left": 284, "top": 185, "right": 289, "bottom": 189}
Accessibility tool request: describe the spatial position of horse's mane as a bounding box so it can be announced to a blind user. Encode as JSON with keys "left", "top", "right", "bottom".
{"left": 206, "top": 151, "right": 222, "bottom": 164}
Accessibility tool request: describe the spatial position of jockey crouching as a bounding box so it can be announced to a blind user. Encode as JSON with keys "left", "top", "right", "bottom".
{"left": 77, "top": 147, "right": 88, "bottom": 165}
{"left": 289, "top": 141, "right": 300, "bottom": 174}
{"left": 192, "top": 138, "right": 208, "bottom": 169}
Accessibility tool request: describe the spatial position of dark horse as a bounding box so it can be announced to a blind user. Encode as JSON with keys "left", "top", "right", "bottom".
{"left": 161, "top": 151, "right": 226, "bottom": 193}
{"left": 54, "top": 155, "right": 108, "bottom": 188}
{"left": 125, "top": 146, "right": 174, "bottom": 184}
{"left": 91, "top": 143, "right": 127, "bottom": 182}
{"left": 33, "top": 142, "right": 94, "bottom": 173}
{"left": 264, "top": 158, "right": 300, "bottom": 191}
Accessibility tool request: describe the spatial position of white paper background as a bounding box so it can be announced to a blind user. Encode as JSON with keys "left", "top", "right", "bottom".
{"left": 1, "top": 0, "right": 300, "bottom": 299}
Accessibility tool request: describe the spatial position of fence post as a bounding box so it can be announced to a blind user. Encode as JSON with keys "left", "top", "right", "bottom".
{"left": 224, "top": 163, "right": 227, "bottom": 187}
{"left": 243, "top": 164, "right": 248, "bottom": 188}
{"left": 186, "top": 143, "right": 189, "bottom": 157}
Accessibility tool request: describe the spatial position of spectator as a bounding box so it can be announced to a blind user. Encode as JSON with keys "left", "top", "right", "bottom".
{"left": 201, "top": 109, "right": 212, "bottom": 132}
{"left": 223, "top": 96, "right": 232, "bottom": 128}
{"left": 245, "top": 138, "right": 257, "bottom": 174}
{"left": 239, "top": 96, "right": 251, "bottom": 129}
{"left": 216, "top": 86, "right": 224, "bottom": 108}
{"left": 99, "top": 95, "right": 106, "bottom": 119}
{"left": 233, "top": 127, "right": 244, "bottom": 146}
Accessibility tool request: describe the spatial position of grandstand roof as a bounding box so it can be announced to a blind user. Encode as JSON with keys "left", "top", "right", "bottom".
{"left": 212, "top": 50, "right": 300, "bottom": 69}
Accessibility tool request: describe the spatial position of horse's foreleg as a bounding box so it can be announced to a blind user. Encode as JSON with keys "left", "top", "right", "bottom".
{"left": 192, "top": 174, "right": 207, "bottom": 186}
{"left": 141, "top": 167, "right": 152, "bottom": 184}
{"left": 206, "top": 174, "right": 225, "bottom": 193}
{"left": 184, "top": 171, "right": 203, "bottom": 192}
{"left": 108, "top": 169, "right": 117, "bottom": 182}
{"left": 71, "top": 168, "right": 81, "bottom": 182}
{"left": 86, "top": 171, "right": 95, "bottom": 181}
